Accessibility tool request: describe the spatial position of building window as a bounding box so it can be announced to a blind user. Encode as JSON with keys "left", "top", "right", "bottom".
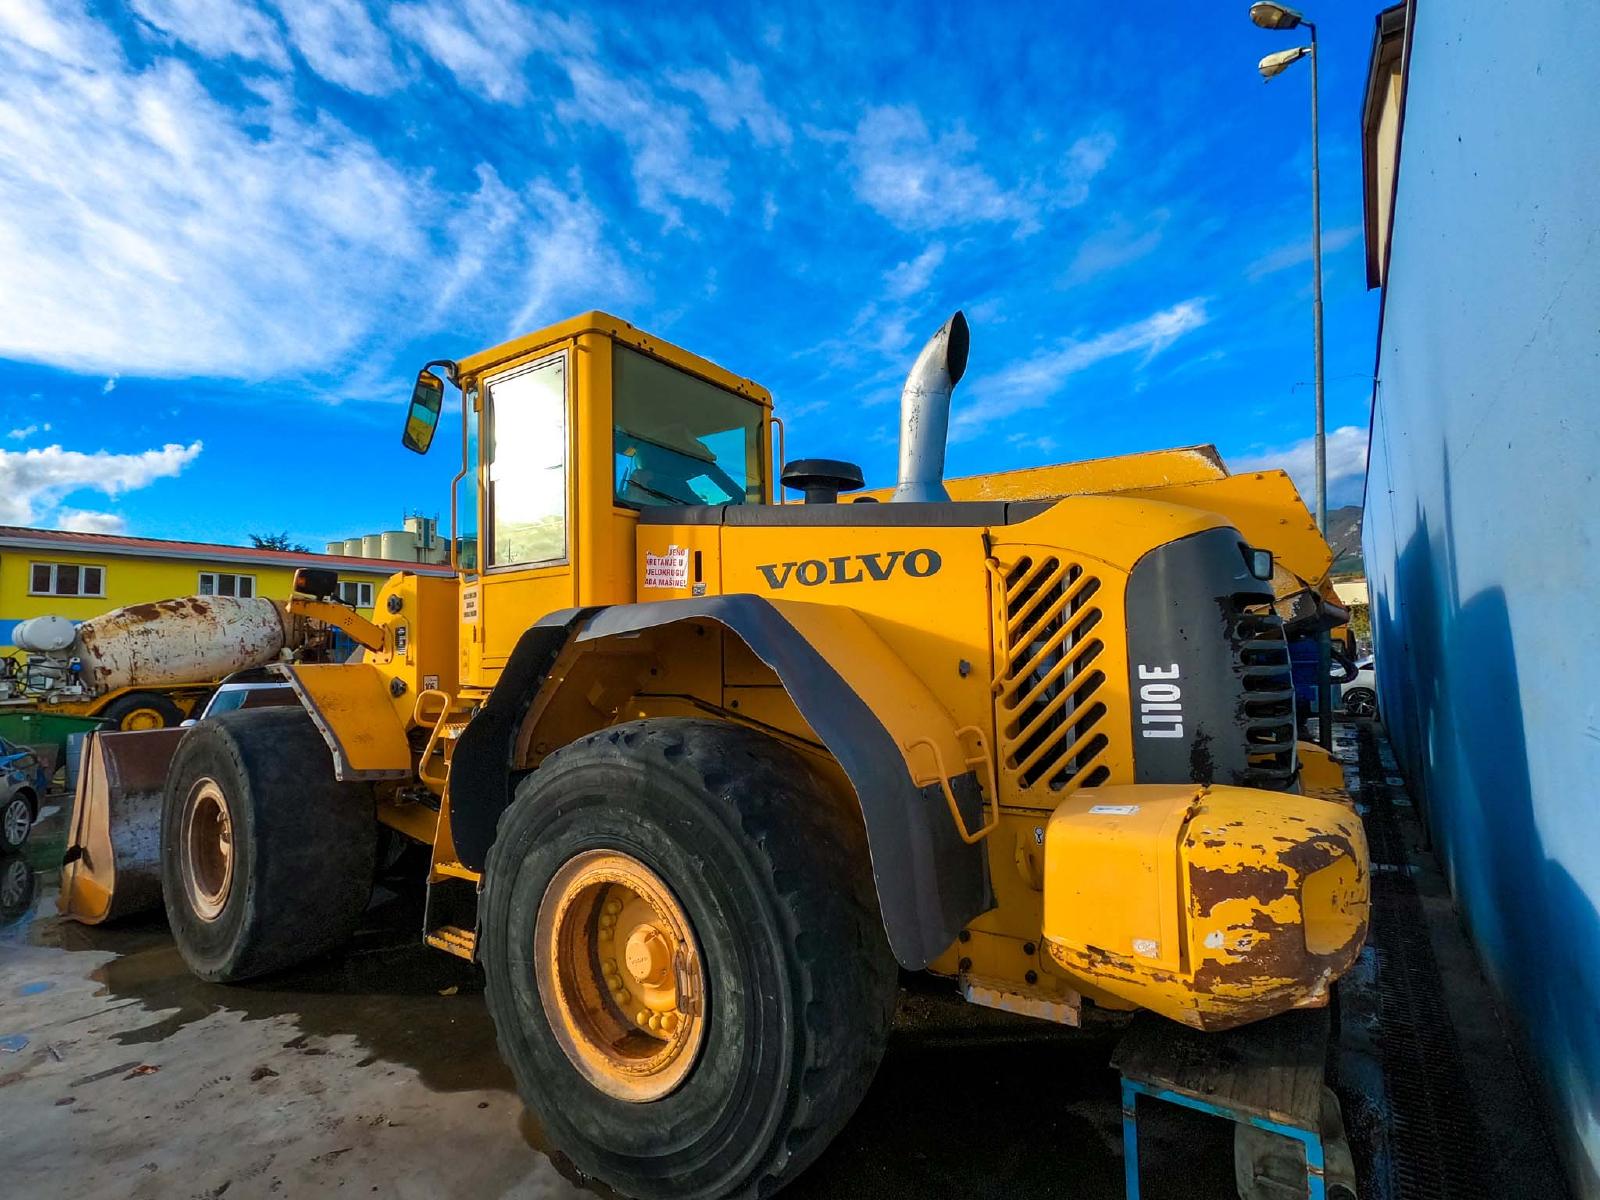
{"left": 338, "top": 581, "right": 375, "bottom": 608}
{"left": 198, "top": 571, "right": 255, "bottom": 599}
{"left": 29, "top": 562, "right": 105, "bottom": 597}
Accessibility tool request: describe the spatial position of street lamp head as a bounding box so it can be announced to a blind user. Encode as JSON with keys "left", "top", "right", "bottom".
{"left": 1250, "top": 2, "right": 1305, "bottom": 30}
{"left": 1258, "top": 45, "right": 1311, "bottom": 78}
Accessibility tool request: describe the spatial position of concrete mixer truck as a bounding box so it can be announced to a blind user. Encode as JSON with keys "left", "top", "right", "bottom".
{"left": 0, "top": 596, "right": 323, "bottom": 733}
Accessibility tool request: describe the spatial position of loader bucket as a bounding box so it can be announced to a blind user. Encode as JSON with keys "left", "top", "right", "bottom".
{"left": 58, "top": 728, "right": 185, "bottom": 924}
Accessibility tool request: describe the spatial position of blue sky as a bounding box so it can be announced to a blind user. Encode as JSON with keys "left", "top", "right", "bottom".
{"left": 0, "top": 0, "right": 1381, "bottom": 547}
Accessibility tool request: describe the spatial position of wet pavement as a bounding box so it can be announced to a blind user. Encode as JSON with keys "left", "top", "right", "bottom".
{"left": 0, "top": 806, "right": 1240, "bottom": 1200}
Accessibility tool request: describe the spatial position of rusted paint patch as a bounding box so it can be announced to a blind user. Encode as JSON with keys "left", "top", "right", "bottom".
{"left": 1189, "top": 863, "right": 1290, "bottom": 919}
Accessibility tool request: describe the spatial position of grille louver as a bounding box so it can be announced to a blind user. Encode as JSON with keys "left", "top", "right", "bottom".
{"left": 1232, "top": 596, "right": 1298, "bottom": 788}
{"left": 994, "top": 556, "right": 1110, "bottom": 793}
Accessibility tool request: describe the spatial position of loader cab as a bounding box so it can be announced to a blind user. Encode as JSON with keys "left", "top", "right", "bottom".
{"left": 402, "top": 313, "right": 774, "bottom": 687}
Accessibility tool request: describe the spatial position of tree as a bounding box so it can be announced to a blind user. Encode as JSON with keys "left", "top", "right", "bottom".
{"left": 249, "top": 531, "right": 309, "bottom": 553}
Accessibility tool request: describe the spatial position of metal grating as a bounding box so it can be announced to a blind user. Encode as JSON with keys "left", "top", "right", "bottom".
{"left": 1231, "top": 596, "right": 1298, "bottom": 788}
{"left": 993, "top": 555, "right": 1109, "bottom": 793}
{"left": 1356, "top": 723, "right": 1494, "bottom": 1200}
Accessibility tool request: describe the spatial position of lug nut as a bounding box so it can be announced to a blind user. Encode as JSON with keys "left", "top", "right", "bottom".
{"left": 662, "top": 1012, "right": 678, "bottom": 1032}
{"left": 603, "top": 900, "right": 623, "bottom": 916}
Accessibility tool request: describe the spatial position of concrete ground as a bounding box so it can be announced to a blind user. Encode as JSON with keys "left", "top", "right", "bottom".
{"left": 0, "top": 806, "right": 1235, "bottom": 1200}
{"left": 9, "top": 717, "right": 1560, "bottom": 1199}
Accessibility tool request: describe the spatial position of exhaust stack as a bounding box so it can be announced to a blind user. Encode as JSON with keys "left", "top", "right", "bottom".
{"left": 891, "top": 311, "right": 969, "bottom": 503}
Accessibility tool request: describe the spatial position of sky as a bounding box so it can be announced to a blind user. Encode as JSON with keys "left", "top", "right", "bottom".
{"left": 0, "top": 0, "right": 1383, "bottom": 547}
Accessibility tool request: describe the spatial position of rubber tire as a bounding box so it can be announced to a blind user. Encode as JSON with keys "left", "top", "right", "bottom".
{"left": 1343, "top": 688, "right": 1378, "bottom": 719}
{"left": 161, "top": 707, "right": 376, "bottom": 982}
{"left": 481, "top": 718, "right": 898, "bottom": 1200}
{"left": 1, "top": 789, "right": 34, "bottom": 850}
{"left": 102, "top": 691, "right": 184, "bottom": 731}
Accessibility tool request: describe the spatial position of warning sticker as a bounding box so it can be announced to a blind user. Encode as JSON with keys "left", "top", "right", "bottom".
{"left": 1088, "top": 804, "right": 1140, "bottom": 816}
{"left": 644, "top": 545, "right": 690, "bottom": 590}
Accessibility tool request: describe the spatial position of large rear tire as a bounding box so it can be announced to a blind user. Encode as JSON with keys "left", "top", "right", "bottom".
{"left": 481, "top": 718, "right": 897, "bottom": 1200}
{"left": 161, "top": 707, "right": 376, "bottom": 982}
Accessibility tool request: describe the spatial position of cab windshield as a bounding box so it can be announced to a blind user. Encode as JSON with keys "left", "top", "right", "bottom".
{"left": 613, "top": 345, "right": 764, "bottom": 508}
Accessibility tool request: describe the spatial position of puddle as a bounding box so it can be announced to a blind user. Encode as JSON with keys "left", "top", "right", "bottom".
{"left": 12, "top": 863, "right": 514, "bottom": 1095}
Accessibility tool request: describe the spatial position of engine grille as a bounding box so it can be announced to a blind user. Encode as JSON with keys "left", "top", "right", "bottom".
{"left": 994, "top": 555, "right": 1110, "bottom": 794}
{"left": 1231, "top": 595, "right": 1298, "bottom": 788}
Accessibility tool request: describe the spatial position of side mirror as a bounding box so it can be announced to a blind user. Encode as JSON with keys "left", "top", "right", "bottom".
{"left": 402, "top": 369, "right": 446, "bottom": 454}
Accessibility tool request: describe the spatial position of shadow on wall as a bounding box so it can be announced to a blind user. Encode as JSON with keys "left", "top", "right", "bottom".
{"left": 1385, "top": 443, "right": 1600, "bottom": 1186}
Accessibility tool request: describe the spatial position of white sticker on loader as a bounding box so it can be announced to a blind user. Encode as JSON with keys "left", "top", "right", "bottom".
{"left": 644, "top": 545, "right": 690, "bottom": 589}
{"left": 1089, "top": 804, "right": 1141, "bottom": 816}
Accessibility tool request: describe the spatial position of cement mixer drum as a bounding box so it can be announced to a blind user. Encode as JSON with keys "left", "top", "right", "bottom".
{"left": 75, "top": 597, "right": 296, "bottom": 695}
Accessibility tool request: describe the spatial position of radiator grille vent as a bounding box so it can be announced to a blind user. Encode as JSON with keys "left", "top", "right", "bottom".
{"left": 995, "top": 556, "right": 1109, "bottom": 793}
{"left": 1232, "top": 595, "right": 1298, "bottom": 788}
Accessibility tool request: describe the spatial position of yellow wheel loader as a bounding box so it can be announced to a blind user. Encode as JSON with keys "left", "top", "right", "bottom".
{"left": 63, "top": 311, "right": 1367, "bottom": 1200}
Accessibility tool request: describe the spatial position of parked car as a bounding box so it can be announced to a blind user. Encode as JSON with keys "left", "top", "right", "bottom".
{"left": 1342, "top": 657, "right": 1378, "bottom": 719}
{"left": 0, "top": 737, "right": 46, "bottom": 851}
{"left": 182, "top": 675, "right": 297, "bottom": 726}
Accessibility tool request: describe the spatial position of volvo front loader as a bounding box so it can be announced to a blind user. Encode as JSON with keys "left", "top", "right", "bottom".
{"left": 65, "top": 311, "right": 1367, "bottom": 1199}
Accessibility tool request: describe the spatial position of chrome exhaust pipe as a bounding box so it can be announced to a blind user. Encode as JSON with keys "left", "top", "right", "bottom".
{"left": 891, "top": 311, "right": 969, "bottom": 503}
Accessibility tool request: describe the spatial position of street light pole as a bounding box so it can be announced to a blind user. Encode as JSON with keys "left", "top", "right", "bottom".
{"left": 1252, "top": 2, "right": 1332, "bottom": 749}
{"left": 1307, "top": 21, "right": 1333, "bottom": 751}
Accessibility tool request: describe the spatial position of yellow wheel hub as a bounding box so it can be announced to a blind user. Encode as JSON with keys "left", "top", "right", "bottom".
{"left": 535, "top": 850, "right": 705, "bottom": 1102}
{"left": 180, "top": 778, "right": 234, "bottom": 922}
{"left": 121, "top": 707, "right": 164, "bottom": 731}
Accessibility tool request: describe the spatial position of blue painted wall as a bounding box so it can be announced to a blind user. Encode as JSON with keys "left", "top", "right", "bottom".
{"left": 1364, "top": 1, "right": 1600, "bottom": 1191}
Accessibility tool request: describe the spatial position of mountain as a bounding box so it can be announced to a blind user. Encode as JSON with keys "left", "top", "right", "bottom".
{"left": 1326, "top": 505, "right": 1364, "bottom": 575}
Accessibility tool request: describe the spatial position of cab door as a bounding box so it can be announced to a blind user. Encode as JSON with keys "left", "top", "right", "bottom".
{"left": 477, "top": 348, "right": 577, "bottom": 672}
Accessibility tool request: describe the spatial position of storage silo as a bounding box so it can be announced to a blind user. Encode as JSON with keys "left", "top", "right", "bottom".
{"left": 380, "top": 530, "right": 416, "bottom": 561}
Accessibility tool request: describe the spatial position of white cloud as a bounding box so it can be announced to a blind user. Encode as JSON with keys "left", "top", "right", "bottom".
{"left": 274, "top": 0, "right": 398, "bottom": 96}
{"left": 0, "top": 2, "right": 631, "bottom": 385}
{"left": 55, "top": 509, "right": 128, "bottom": 534}
{"left": 130, "top": 0, "right": 290, "bottom": 69}
{"left": 849, "top": 106, "right": 1037, "bottom": 233}
{"left": 952, "top": 299, "right": 1209, "bottom": 440}
{"left": 391, "top": 0, "right": 591, "bottom": 105}
{"left": 0, "top": 441, "right": 203, "bottom": 528}
{"left": 884, "top": 243, "right": 946, "bottom": 301}
{"left": 667, "top": 60, "right": 792, "bottom": 149}
{"left": 0, "top": 4, "right": 432, "bottom": 378}
{"left": 1234, "top": 424, "right": 1370, "bottom": 508}
{"left": 7, "top": 425, "right": 41, "bottom": 439}
{"left": 1065, "top": 212, "right": 1165, "bottom": 284}
{"left": 394, "top": 2, "right": 726, "bottom": 227}
{"left": 507, "top": 180, "right": 636, "bottom": 333}
{"left": 102, "top": 377, "right": 117, "bottom": 394}
{"left": 558, "top": 61, "right": 731, "bottom": 225}
{"left": 1246, "top": 225, "right": 1362, "bottom": 281}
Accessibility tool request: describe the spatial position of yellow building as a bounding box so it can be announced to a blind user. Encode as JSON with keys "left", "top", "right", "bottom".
{"left": 0, "top": 525, "right": 451, "bottom": 654}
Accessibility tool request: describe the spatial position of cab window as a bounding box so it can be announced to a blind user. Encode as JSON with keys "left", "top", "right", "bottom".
{"left": 613, "top": 345, "right": 763, "bottom": 508}
{"left": 486, "top": 354, "right": 567, "bottom": 567}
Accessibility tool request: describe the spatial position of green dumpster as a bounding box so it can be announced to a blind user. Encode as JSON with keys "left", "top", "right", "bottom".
{"left": 0, "top": 711, "right": 108, "bottom": 777}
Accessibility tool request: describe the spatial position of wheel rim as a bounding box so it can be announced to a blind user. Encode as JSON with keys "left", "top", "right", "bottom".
{"left": 1, "top": 856, "right": 29, "bottom": 907}
{"left": 535, "top": 849, "right": 707, "bottom": 1103}
{"left": 4, "top": 797, "right": 29, "bottom": 846}
{"left": 120, "top": 706, "right": 165, "bottom": 731}
{"left": 181, "top": 778, "right": 234, "bottom": 921}
{"left": 1347, "top": 692, "right": 1375, "bottom": 718}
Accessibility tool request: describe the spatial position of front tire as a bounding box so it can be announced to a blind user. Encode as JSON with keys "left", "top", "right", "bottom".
{"left": 481, "top": 718, "right": 897, "bottom": 1200}
{"left": 161, "top": 708, "right": 376, "bottom": 982}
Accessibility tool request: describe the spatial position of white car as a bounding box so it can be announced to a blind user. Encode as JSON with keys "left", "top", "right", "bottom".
{"left": 1342, "top": 657, "right": 1378, "bottom": 719}
{"left": 182, "top": 677, "right": 297, "bottom": 726}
